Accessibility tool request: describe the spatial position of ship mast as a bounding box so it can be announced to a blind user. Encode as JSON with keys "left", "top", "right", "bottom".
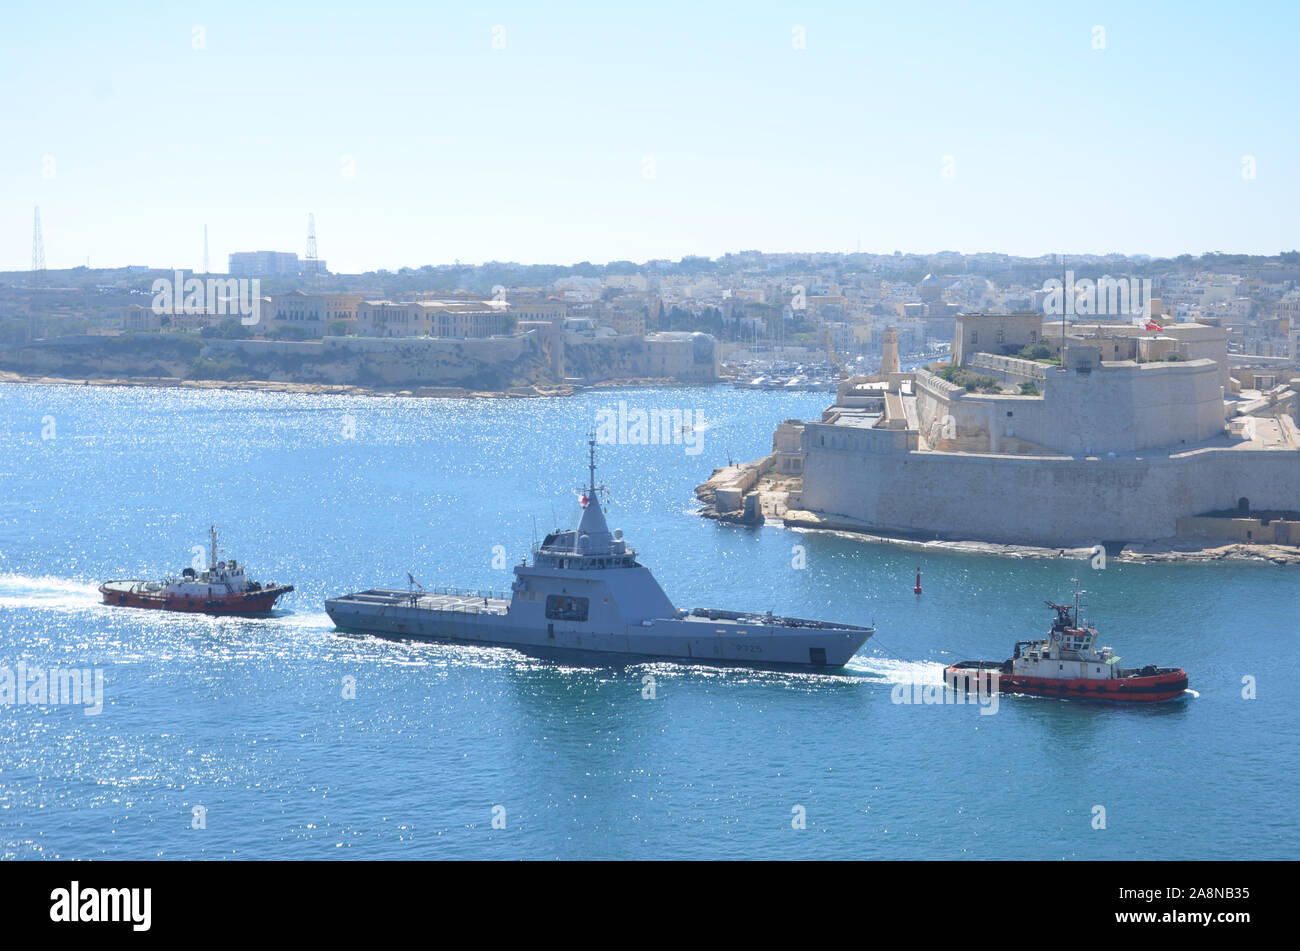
{"left": 583, "top": 432, "right": 605, "bottom": 510}
{"left": 209, "top": 525, "right": 220, "bottom": 571}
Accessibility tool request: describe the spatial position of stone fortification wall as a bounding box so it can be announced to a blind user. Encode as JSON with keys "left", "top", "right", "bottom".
{"left": 913, "top": 361, "right": 1225, "bottom": 456}
{"left": 793, "top": 440, "right": 1300, "bottom": 545}
{"left": 968, "top": 353, "right": 1048, "bottom": 385}
{"left": 913, "top": 370, "right": 1049, "bottom": 452}
{"left": 1043, "top": 359, "right": 1224, "bottom": 454}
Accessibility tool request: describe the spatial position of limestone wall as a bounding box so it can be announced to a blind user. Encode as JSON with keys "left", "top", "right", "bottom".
{"left": 913, "top": 360, "right": 1225, "bottom": 455}
{"left": 1177, "top": 515, "right": 1300, "bottom": 544}
{"left": 795, "top": 442, "right": 1300, "bottom": 545}
{"left": 1044, "top": 359, "right": 1225, "bottom": 454}
{"left": 201, "top": 332, "right": 718, "bottom": 386}
{"left": 207, "top": 335, "right": 529, "bottom": 361}
{"left": 913, "top": 370, "right": 1049, "bottom": 453}
{"left": 952, "top": 312, "right": 1042, "bottom": 365}
{"left": 557, "top": 333, "right": 718, "bottom": 383}
{"left": 702, "top": 455, "right": 774, "bottom": 512}
{"left": 803, "top": 420, "right": 919, "bottom": 455}
{"left": 202, "top": 334, "right": 542, "bottom": 387}
{"left": 968, "top": 353, "right": 1048, "bottom": 385}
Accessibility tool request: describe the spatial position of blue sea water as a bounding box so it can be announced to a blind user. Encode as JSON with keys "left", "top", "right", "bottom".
{"left": 0, "top": 381, "right": 1295, "bottom": 860}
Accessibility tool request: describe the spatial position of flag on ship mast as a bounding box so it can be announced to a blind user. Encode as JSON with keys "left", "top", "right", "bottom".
{"left": 407, "top": 573, "right": 423, "bottom": 590}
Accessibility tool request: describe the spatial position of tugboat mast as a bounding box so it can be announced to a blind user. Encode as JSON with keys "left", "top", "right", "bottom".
{"left": 209, "top": 525, "right": 220, "bottom": 571}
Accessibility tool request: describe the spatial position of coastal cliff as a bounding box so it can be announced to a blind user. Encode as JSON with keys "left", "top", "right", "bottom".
{"left": 0, "top": 330, "right": 718, "bottom": 396}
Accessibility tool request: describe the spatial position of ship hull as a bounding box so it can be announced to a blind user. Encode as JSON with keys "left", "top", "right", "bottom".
{"left": 946, "top": 662, "right": 1188, "bottom": 703}
{"left": 99, "top": 582, "right": 293, "bottom": 615}
{"left": 325, "top": 592, "right": 870, "bottom": 669}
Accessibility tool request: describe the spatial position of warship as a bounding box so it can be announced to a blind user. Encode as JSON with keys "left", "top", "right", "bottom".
{"left": 325, "top": 438, "right": 874, "bottom": 668}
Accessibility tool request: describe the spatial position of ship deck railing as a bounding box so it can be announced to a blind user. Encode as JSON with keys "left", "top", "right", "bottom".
{"left": 413, "top": 594, "right": 510, "bottom": 616}
{"left": 337, "top": 588, "right": 511, "bottom": 616}
{"left": 687, "top": 607, "right": 873, "bottom": 631}
{"left": 418, "top": 585, "right": 514, "bottom": 601}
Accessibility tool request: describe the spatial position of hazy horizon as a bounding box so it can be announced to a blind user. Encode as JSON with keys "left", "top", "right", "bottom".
{"left": 7, "top": 246, "right": 1300, "bottom": 280}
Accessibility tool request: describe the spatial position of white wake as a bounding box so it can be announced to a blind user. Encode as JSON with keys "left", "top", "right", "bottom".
{"left": 0, "top": 573, "right": 103, "bottom": 612}
{"left": 846, "top": 651, "right": 948, "bottom": 684}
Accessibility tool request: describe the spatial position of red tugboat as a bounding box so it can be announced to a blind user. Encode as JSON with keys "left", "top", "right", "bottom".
{"left": 99, "top": 526, "right": 293, "bottom": 615}
{"left": 947, "top": 582, "right": 1188, "bottom": 703}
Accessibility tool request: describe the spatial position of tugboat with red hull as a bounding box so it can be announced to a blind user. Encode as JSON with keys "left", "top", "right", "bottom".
{"left": 947, "top": 583, "right": 1188, "bottom": 703}
{"left": 99, "top": 526, "right": 292, "bottom": 616}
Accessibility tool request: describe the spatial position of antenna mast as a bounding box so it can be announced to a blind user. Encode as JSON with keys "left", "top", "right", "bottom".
{"left": 31, "top": 206, "right": 45, "bottom": 286}
{"left": 581, "top": 433, "right": 606, "bottom": 509}
{"left": 306, "top": 213, "right": 320, "bottom": 288}
{"left": 1059, "top": 252, "right": 1067, "bottom": 366}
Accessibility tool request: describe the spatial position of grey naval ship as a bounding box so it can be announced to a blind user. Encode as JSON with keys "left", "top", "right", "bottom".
{"left": 324, "top": 439, "right": 874, "bottom": 668}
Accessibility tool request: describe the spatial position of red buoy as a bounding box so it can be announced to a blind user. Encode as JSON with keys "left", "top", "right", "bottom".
{"left": 914, "top": 568, "right": 922, "bottom": 595}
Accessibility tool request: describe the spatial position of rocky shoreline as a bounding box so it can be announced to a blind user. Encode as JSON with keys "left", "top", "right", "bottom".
{"left": 780, "top": 511, "right": 1300, "bottom": 565}
{"left": 0, "top": 370, "right": 706, "bottom": 400}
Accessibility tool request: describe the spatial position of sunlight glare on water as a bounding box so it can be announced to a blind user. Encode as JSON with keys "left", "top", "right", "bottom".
{"left": 0, "top": 383, "right": 1295, "bottom": 859}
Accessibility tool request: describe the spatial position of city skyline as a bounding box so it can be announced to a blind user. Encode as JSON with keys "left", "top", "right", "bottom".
{"left": 4, "top": 0, "right": 1298, "bottom": 272}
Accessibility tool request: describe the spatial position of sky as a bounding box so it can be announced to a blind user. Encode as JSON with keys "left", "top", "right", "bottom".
{"left": 3, "top": 0, "right": 1297, "bottom": 273}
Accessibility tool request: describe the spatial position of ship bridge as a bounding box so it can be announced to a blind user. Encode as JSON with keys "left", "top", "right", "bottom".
{"left": 510, "top": 436, "right": 678, "bottom": 625}
{"left": 531, "top": 437, "right": 640, "bottom": 570}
